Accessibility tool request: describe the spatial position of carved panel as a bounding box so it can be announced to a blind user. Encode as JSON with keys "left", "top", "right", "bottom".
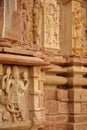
{"left": 72, "top": 1, "right": 87, "bottom": 54}
{"left": 43, "top": 0, "right": 60, "bottom": 50}
{"left": 12, "top": 0, "right": 33, "bottom": 49}
{"left": 0, "top": 65, "right": 31, "bottom": 129}
{"left": 0, "top": 0, "right": 34, "bottom": 49}
{"left": 81, "top": 7, "right": 87, "bottom": 54}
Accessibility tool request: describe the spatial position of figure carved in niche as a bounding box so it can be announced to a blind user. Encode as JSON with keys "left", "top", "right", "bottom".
{"left": 0, "top": 0, "right": 30, "bottom": 49}
{"left": 47, "top": 4, "right": 55, "bottom": 45}
{"left": 45, "top": 0, "right": 59, "bottom": 49}
{"left": 81, "top": 9, "right": 87, "bottom": 53}
{"left": 2, "top": 66, "right": 29, "bottom": 122}
{"left": 21, "top": 1, "right": 29, "bottom": 47}
{"left": 33, "top": 0, "right": 40, "bottom": 45}
{"left": 72, "top": 2, "right": 83, "bottom": 52}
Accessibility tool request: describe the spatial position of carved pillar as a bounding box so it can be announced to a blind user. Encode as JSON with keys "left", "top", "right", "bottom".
{"left": 63, "top": 0, "right": 87, "bottom": 54}
{"left": 30, "top": 67, "right": 45, "bottom": 130}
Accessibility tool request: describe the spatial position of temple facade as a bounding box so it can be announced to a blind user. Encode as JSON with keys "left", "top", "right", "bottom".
{"left": 0, "top": 0, "right": 87, "bottom": 130}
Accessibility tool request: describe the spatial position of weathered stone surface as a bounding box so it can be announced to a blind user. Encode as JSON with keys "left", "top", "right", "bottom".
{"left": 0, "top": 0, "right": 87, "bottom": 130}
{"left": 44, "top": 88, "right": 57, "bottom": 100}
{"left": 68, "top": 123, "right": 87, "bottom": 130}
{"left": 69, "top": 115, "right": 87, "bottom": 123}
{"left": 57, "top": 89, "right": 68, "bottom": 101}
{"left": 69, "top": 102, "right": 81, "bottom": 114}
{"left": 45, "top": 101, "right": 58, "bottom": 115}
{"left": 58, "top": 102, "right": 68, "bottom": 114}
{"left": 46, "top": 115, "right": 68, "bottom": 123}
{"left": 69, "top": 88, "right": 87, "bottom": 102}
{"left": 44, "top": 75, "right": 67, "bottom": 85}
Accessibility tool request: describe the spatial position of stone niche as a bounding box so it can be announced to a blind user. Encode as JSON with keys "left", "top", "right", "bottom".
{"left": 0, "top": 0, "right": 32, "bottom": 49}
{"left": 0, "top": 56, "right": 46, "bottom": 130}
{"left": 33, "top": 0, "right": 60, "bottom": 51}
{"left": 0, "top": 65, "right": 31, "bottom": 130}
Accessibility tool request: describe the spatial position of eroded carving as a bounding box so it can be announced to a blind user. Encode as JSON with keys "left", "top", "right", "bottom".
{"left": 72, "top": 1, "right": 87, "bottom": 54}
{"left": 43, "top": 0, "right": 60, "bottom": 50}
{"left": 0, "top": 66, "right": 29, "bottom": 122}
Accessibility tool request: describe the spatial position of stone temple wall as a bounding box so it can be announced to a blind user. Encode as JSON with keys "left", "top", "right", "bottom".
{"left": 0, "top": 0, "right": 87, "bottom": 130}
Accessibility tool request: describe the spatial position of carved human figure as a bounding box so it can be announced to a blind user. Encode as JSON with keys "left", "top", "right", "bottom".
{"left": 72, "top": 3, "right": 83, "bottom": 49}
{"left": 2, "top": 67, "right": 11, "bottom": 91}
{"left": 2, "top": 66, "right": 29, "bottom": 122}
{"left": 48, "top": 4, "right": 55, "bottom": 45}
{"left": 33, "top": 0, "right": 41, "bottom": 44}
{"left": 21, "top": 2, "right": 29, "bottom": 45}
{"left": 45, "top": 1, "right": 59, "bottom": 49}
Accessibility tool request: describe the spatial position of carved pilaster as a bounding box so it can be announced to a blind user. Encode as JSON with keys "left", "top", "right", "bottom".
{"left": 63, "top": 0, "right": 87, "bottom": 54}
{"left": 30, "top": 67, "right": 45, "bottom": 129}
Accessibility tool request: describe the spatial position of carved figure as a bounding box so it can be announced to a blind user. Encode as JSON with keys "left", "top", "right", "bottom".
{"left": 2, "top": 67, "right": 12, "bottom": 91}
{"left": 72, "top": 2, "right": 83, "bottom": 51}
{"left": 44, "top": 0, "right": 60, "bottom": 49}
{"left": 33, "top": 0, "right": 40, "bottom": 44}
{"left": 48, "top": 4, "right": 55, "bottom": 45}
{"left": 2, "top": 66, "right": 29, "bottom": 122}
{"left": 21, "top": 2, "right": 29, "bottom": 46}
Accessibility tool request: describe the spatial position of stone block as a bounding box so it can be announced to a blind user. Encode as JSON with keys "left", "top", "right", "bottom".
{"left": 44, "top": 88, "right": 57, "bottom": 100}
{"left": 45, "top": 123, "right": 68, "bottom": 130}
{"left": 58, "top": 102, "right": 68, "bottom": 114}
{"left": 68, "top": 88, "right": 87, "bottom": 102}
{"left": 81, "top": 90, "right": 87, "bottom": 102}
{"left": 81, "top": 103, "right": 87, "bottom": 113}
{"left": 45, "top": 101, "right": 58, "bottom": 115}
{"left": 69, "top": 102, "right": 81, "bottom": 114}
{"left": 68, "top": 88, "right": 82, "bottom": 102}
{"left": 54, "top": 123, "right": 68, "bottom": 130}
{"left": 68, "top": 123, "right": 87, "bottom": 130}
{"left": 69, "top": 115, "right": 87, "bottom": 123}
{"left": 46, "top": 115, "right": 68, "bottom": 124}
{"left": 57, "top": 89, "right": 68, "bottom": 101}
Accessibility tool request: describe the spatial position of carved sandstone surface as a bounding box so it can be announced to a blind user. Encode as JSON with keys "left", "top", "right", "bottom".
{"left": 0, "top": 66, "right": 30, "bottom": 129}
{"left": 43, "top": 0, "right": 60, "bottom": 50}
{"left": 0, "top": 0, "right": 33, "bottom": 49}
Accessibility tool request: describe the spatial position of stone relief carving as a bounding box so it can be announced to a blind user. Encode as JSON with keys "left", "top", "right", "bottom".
{"left": 33, "top": 0, "right": 40, "bottom": 45}
{"left": 81, "top": 8, "right": 87, "bottom": 53}
{"left": 0, "top": 0, "right": 33, "bottom": 49}
{"left": 0, "top": 66, "right": 29, "bottom": 122}
{"left": 72, "top": 1, "right": 87, "bottom": 54}
{"left": 33, "top": 0, "right": 43, "bottom": 51}
{"left": 43, "top": 0, "right": 60, "bottom": 50}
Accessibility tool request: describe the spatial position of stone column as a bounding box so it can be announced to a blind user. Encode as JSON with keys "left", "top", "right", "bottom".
{"left": 68, "top": 56, "right": 87, "bottom": 130}
{"left": 63, "top": 0, "right": 86, "bottom": 54}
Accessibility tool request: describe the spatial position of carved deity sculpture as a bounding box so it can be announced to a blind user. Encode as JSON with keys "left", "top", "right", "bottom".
{"left": 43, "top": 0, "right": 60, "bottom": 49}
{"left": 72, "top": 1, "right": 84, "bottom": 53}
{"left": 33, "top": 0, "right": 40, "bottom": 45}
{"left": 81, "top": 8, "right": 87, "bottom": 53}
{"left": 1, "top": 66, "right": 29, "bottom": 122}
